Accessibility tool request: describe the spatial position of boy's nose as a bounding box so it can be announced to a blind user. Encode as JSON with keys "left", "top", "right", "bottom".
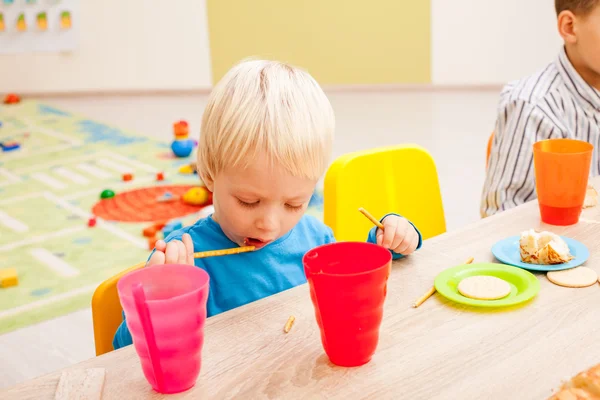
{"left": 256, "top": 213, "right": 277, "bottom": 232}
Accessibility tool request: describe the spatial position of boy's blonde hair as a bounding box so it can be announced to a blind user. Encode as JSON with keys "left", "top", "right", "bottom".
{"left": 197, "top": 59, "right": 335, "bottom": 182}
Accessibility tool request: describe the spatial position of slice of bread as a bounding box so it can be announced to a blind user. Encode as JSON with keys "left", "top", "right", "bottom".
{"left": 519, "top": 229, "right": 574, "bottom": 265}
{"left": 549, "top": 363, "right": 600, "bottom": 400}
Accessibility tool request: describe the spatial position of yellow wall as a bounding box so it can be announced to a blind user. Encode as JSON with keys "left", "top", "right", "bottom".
{"left": 206, "top": 0, "right": 431, "bottom": 85}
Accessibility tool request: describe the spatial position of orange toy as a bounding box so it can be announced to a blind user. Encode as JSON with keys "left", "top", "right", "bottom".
{"left": 122, "top": 173, "right": 133, "bottom": 182}
{"left": 143, "top": 226, "right": 159, "bottom": 238}
{"left": 3, "top": 93, "right": 20, "bottom": 105}
{"left": 173, "top": 120, "right": 189, "bottom": 139}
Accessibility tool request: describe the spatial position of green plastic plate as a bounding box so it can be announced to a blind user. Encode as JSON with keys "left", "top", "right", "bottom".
{"left": 434, "top": 262, "right": 540, "bottom": 308}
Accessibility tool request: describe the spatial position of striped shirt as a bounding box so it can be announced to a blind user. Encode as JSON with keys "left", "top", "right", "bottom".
{"left": 481, "top": 46, "right": 600, "bottom": 217}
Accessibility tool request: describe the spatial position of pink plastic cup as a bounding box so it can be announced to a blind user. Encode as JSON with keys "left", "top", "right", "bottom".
{"left": 303, "top": 242, "right": 392, "bottom": 367}
{"left": 117, "top": 264, "right": 209, "bottom": 394}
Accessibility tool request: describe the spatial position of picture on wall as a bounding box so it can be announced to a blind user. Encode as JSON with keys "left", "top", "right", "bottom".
{"left": 0, "top": 0, "right": 78, "bottom": 54}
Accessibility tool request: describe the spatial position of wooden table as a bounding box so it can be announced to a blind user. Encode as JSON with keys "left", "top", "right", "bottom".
{"left": 3, "top": 178, "right": 600, "bottom": 400}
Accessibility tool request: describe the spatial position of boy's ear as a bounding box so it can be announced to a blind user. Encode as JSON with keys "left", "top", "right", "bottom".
{"left": 557, "top": 10, "right": 578, "bottom": 44}
{"left": 200, "top": 172, "right": 215, "bottom": 192}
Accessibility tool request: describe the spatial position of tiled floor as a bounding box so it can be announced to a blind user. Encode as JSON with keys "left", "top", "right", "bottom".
{"left": 0, "top": 88, "right": 502, "bottom": 388}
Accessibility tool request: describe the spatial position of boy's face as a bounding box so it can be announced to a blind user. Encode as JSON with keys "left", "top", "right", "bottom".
{"left": 206, "top": 154, "right": 318, "bottom": 249}
{"left": 574, "top": 5, "right": 600, "bottom": 77}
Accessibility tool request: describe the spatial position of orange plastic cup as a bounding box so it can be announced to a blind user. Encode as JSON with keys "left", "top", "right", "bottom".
{"left": 533, "top": 138, "right": 593, "bottom": 225}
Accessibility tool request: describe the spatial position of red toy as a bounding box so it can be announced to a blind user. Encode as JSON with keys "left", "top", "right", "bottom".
{"left": 122, "top": 173, "right": 133, "bottom": 182}
{"left": 3, "top": 93, "right": 20, "bottom": 105}
{"left": 143, "top": 226, "right": 158, "bottom": 238}
{"left": 88, "top": 217, "right": 97, "bottom": 227}
{"left": 156, "top": 172, "right": 165, "bottom": 181}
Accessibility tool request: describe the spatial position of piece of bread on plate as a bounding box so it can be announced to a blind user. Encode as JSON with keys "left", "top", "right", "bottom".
{"left": 519, "top": 229, "right": 574, "bottom": 265}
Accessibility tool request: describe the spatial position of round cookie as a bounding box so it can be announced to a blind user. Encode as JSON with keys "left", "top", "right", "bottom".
{"left": 547, "top": 267, "right": 598, "bottom": 288}
{"left": 457, "top": 275, "right": 511, "bottom": 300}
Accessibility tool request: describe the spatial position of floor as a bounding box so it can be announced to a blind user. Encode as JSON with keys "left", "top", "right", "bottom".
{"left": 0, "top": 88, "right": 501, "bottom": 389}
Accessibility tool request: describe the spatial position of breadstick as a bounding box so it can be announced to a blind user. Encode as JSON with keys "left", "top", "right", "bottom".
{"left": 358, "top": 207, "right": 384, "bottom": 230}
{"left": 283, "top": 316, "right": 295, "bottom": 333}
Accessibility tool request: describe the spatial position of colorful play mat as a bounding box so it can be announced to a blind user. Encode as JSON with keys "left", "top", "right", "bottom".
{"left": 0, "top": 100, "right": 324, "bottom": 335}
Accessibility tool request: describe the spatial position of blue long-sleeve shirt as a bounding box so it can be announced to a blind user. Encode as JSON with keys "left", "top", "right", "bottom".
{"left": 113, "top": 213, "right": 422, "bottom": 349}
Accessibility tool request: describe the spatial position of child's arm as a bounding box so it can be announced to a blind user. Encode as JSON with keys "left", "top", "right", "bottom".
{"left": 366, "top": 213, "right": 422, "bottom": 260}
{"left": 318, "top": 214, "right": 422, "bottom": 260}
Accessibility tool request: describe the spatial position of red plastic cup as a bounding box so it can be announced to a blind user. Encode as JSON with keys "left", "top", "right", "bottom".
{"left": 303, "top": 242, "right": 392, "bottom": 367}
{"left": 533, "top": 138, "right": 593, "bottom": 225}
{"left": 117, "top": 264, "right": 209, "bottom": 394}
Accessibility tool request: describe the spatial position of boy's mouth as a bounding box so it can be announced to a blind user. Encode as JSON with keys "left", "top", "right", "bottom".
{"left": 244, "top": 237, "right": 271, "bottom": 249}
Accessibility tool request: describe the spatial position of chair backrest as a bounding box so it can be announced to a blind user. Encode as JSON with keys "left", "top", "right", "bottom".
{"left": 91, "top": 263, "right": 144, "bottom": 356}
{"left": 323, "top": 144, "right": 446, "bottom": 242}
{"left": 486, "top": 132, "right": 495, "bottom": 167}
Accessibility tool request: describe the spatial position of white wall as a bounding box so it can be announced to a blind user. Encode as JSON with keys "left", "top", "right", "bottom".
{"left": 1, "top": 0, "right": 566, "bottom": 93}
{"left": 432, "top": 0, "right": 563, "bottom": 85}
{"left": 0, "top": 0, "right": 212, "bottom": 93}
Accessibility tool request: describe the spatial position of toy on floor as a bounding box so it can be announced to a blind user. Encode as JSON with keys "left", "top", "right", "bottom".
{"left": 156, "top": 192, "right": 177, "bottom": 203}
{"left": 171, "top": 120, "right": 195, "bottom": 158}
{"left": 122, "top": 173, "right": 133, "bottom": 182}
{"left": 3, "top": 93, "right": 20, "bottom": 105}
{"left": 156, "top": 172, "right": 165, "bottom": 181}
{"left": 0, "top": 268, "right": 18, "bottom": 288}
{"left": 178, "top": 163, "right": 197, "bottom": 175}
{"left": 0, "top": 141, "right": 20, "bottom": 152}
{"left": 143, "top": 220, "right": 169, "bottom": 248}
{"left": 143, "top": 225, "right": 159, "bottom": 238}
{"left": 100, "top": 189, "right": 115, "bottom": 199}
{"left": 88, "top": 217, "right": 97, "bottom": 227}
{"left": 182, "top": 187, "right": 209, "bottom": 205}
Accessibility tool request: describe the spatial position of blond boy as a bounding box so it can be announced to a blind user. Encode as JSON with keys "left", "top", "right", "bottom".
{"left": 113, "top": 60, "right": 422, "bottom": 349}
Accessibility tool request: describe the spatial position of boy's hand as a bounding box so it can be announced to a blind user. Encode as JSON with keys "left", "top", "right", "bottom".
{"left": 376, "top": 215, "right": 419, "bottom": 256}
{"left": 147, "top": 233, "right": 195, "bottom": 266}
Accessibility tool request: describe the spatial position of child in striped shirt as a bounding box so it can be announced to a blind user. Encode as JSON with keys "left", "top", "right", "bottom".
{"left": 481, "top": 0, "right": 600, "bottom": 217}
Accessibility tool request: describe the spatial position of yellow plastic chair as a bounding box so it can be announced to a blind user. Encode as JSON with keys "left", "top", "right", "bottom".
{"left": 91, "top": 263, "right": 144, "bottom": 356}
{"left": 324, "top": 144, "right": 446, "bottom": 242}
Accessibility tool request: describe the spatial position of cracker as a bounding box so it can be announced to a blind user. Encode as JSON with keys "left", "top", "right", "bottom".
{"left": 457, "top": 275, "right": 511, "bottom": 300}
{"left": 583, "top": 185, "right": 598, "bottom": 209}
{"left": 547, "top": 267, "right": 598, "bottom": 288}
